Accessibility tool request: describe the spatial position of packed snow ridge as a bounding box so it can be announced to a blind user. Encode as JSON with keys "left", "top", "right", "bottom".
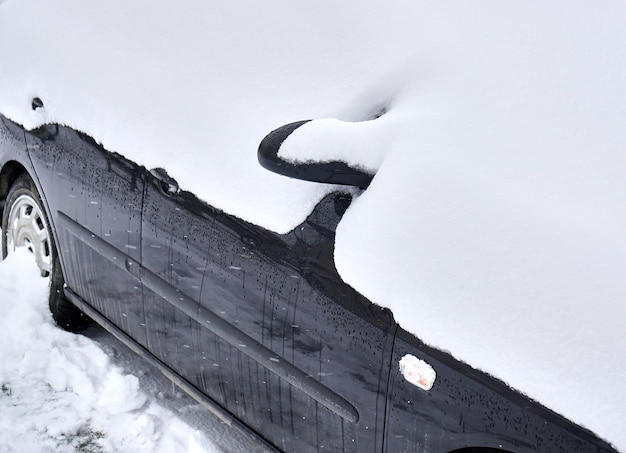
{"left": 0, "top": 250, "right": 218, "bottom": 453}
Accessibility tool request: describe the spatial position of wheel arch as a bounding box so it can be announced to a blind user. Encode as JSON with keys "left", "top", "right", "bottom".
{"left": 0, "top": 161, "right": 29, "bottom": 217}
{"left": 1, "top": 161, "right": 59, "bottom": 264}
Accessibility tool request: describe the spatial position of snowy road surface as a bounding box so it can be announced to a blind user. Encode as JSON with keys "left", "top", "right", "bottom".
{"left": 0, "top": 249, "right": 269, "bottom": 453}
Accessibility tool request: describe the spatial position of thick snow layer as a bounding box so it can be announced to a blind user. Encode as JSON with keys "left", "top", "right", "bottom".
{"left": 0, "top": 0, "right": 414, "bottom": 233}
{"left": 1, "top": 0, "right": 625, "bottom": 450}
{"left": 0, "top": 250, "right": 219, "bottom": 453}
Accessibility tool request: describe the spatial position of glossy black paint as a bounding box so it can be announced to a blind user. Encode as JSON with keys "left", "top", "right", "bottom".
{"left": 25, "top": 124, "right": 147, "bottom": 346}
{"left": 0, "top": 114, "right": 618, "bottom": 453}
{"left": 138, "top": 173, "right": 394, "bottom": 451}
{"left": 63, "top": 285, "right": 278, "bottom": 452}
{"left": 385, "top": 329, "right": 613, "bottom": 452}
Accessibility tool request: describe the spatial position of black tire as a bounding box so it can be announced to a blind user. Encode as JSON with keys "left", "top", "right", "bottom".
{"left": 1, "top": 174, "right": 91, "bottom": 332}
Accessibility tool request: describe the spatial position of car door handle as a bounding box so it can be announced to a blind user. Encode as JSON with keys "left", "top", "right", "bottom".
{"left": 150, "top": 167, "right": 180, "bottom": 195}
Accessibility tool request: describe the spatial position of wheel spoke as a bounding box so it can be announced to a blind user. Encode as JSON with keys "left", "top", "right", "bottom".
{"left": 34, "top": 223, "right": 49, "bottom": 243}
{"left": 6, "top": 193, "right": 54, "bottom": 277}
{"left": 38, "top": 254, "right": 52, "bottom": 276}
{"left": 13, "top": 216, "right": 32, "bottom": 234}
{"left": 19, "top": 203, "right": 31, "bottom": 218}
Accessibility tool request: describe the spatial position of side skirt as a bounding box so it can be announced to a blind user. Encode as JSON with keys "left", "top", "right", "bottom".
{"left": 64, "top": 287, "right": 278, "bottom": 453}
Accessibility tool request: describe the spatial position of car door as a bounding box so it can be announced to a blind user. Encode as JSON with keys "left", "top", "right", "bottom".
{"left": 140, "top": 171, "right": 396, "bottom": 452}
{"left": 25, "top": 125, "right": 147, "bottom": 346}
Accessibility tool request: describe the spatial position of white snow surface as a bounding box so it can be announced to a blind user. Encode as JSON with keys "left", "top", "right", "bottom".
{"left": 1, "top": 0, "right": 625, "bottom": 450}
{"left": 0, "top": 249, "right": 219, "bottom": 453}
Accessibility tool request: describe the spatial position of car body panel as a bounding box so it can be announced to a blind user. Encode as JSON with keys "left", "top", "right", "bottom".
{"left": 141, "top": 172, "right": 395, "bottom": 451}
{"left": 0, "top": 115, "right": 618, "bottom": 453}
{"left": 23, "top": 125, "right": 147, "bottom": 346}
{"left": 385, "top": 328, "right": 611, "bottom": 452}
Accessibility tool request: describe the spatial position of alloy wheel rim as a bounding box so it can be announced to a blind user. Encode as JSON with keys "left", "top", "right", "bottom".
{"left": 6, "top": 194, "right": 52, "bottom": 277}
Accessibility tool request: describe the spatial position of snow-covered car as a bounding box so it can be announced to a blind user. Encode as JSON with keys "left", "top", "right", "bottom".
{"left": 0, "top": 110, "right": 616, "bottom": 452}
{"left": 2, "top": 1, "right": 625, "bottom": 452}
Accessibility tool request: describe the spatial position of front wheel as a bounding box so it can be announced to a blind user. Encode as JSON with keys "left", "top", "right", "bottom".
{"left": 2, "top": 174, "right": 91, "bottom": 332}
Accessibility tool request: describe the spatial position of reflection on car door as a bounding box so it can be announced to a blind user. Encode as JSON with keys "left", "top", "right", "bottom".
{"left": 140, "top": 171, "right": 396, "bottom": 452}
{"left": 25, "top": 126, "right": 147, "bottom": 345}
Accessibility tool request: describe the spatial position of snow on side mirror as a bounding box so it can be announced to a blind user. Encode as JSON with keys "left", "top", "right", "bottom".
{"left": 258, "top": 120, "right": 374, "bottom": 189}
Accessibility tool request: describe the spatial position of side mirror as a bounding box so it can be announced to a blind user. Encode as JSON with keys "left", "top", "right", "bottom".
{"left": 258, "top": 120, "right": 374, "bottom": 189}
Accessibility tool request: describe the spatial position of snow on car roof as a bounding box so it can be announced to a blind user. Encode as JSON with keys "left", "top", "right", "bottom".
{"left": 1, "top": 0, "right": 625, "bottom": 449}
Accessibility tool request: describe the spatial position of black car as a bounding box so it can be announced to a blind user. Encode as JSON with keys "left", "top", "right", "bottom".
{"left": 0, "top": 109, "right": 616, "bottom": 453}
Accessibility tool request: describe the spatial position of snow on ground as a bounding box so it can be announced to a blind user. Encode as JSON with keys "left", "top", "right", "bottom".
{"left": 0, "top": 249, "right": 220, "bottom": 453}
{"left": 1, "top": 0, "right": 625, "bottom": 450}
